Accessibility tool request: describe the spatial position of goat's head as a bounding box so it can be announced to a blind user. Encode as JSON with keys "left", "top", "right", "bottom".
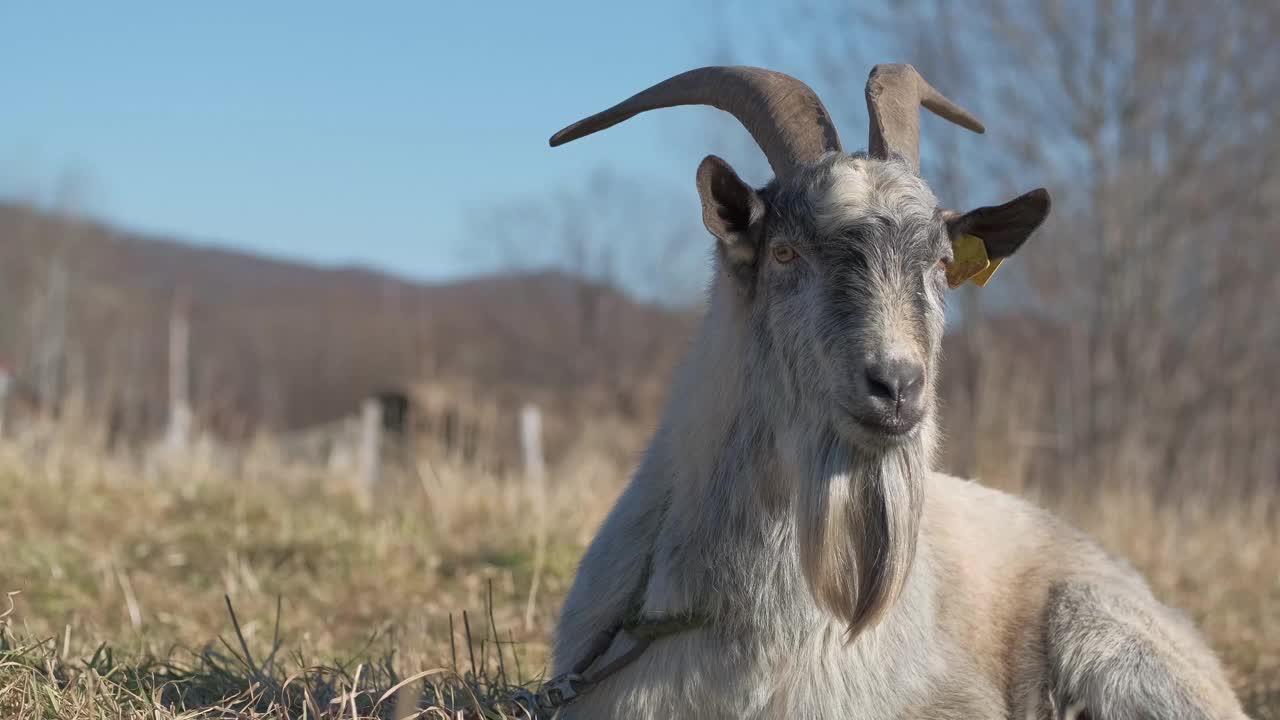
{"left": 552, "top": 65, "right": 1050, "bottom": 633}
{"left": 552, "top": 65, "right": 1048, "bottom": 452}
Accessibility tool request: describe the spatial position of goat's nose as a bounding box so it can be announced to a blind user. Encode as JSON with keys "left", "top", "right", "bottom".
{"left": 865, "top": 360, "right": 924, "bottom": 407}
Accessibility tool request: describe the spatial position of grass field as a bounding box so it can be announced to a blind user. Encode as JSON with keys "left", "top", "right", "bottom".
{"left": 1, "top": 434, "right": 1277, "bottom": 718}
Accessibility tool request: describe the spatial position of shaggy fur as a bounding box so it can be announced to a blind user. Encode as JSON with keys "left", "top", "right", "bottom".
{"left": 551, "top": 152, "right": 1246, "bottom": 718}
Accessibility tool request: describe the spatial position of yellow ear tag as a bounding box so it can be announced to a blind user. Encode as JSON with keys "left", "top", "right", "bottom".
{"left": 946, "top": 233, "right": 989, "bottom": 288}
{"left": 969, "top": 257, "right": 1003, "bottom": 287}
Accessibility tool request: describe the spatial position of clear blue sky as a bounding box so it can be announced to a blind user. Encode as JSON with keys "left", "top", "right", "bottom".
{"left": 1, "top": 1, "right": 817, "bottom": 282}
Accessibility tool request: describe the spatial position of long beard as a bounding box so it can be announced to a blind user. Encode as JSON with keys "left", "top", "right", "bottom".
{"left": 795, "top": 428, "right": 927, "bottom": 638}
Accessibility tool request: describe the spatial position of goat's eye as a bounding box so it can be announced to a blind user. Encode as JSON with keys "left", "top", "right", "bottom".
{"left": 772, "top": 245, "right": 796, "bottom": 264}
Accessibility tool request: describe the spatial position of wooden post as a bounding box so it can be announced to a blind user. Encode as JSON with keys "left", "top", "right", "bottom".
{"left": 519, "top": 404, "right": 545, "bottom": 484}
{"left": 36, "top": 256, "right": 69, "bottom": 417}
{"left": 521, "top": 402, "right": 547, "bottom": 630}
{"left": 0, "top": 368, "right": 10, "bottom": 438}
{"left": 356, "top": 397, "right": 383, "bottom": 498}
{"left": 165, "top": 288, "right": 192, "bottom": 453}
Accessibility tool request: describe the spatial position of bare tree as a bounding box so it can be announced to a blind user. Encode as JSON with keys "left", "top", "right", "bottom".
{"left": 737, "top": 0, "right": 1280, "bottom": 496}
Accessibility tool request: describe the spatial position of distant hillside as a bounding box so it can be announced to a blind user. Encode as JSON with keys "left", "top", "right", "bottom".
{"left": 0, "top": 200, "right": 1092, "bottom": 487}
{"left": 0, "top": 201, "right": 697, "bottom": 439}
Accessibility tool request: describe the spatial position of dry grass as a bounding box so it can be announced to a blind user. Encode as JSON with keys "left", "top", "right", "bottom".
{"left": 0, "top": 430, "right": 620, "bottom": 718}
{"left": 0, "top": 432, "right": 1276, "bottom": 718}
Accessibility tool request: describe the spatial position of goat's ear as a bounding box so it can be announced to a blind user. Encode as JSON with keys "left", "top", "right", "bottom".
{"left": 697, "top": 155, "right": 763, "bottom": 271}
{"left": 945, "top": 188, "right": 1051, "bottom": 260}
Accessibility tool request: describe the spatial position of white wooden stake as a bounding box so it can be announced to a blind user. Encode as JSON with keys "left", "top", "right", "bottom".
{"left": 519, "top": 403, "right": 545, "bottom": 484}
{"left": 521, "top": 403, "right": 548, "bottom": 629}
{"left": 0, "top": 370, "right": 10, "bottom": 438}
{"left": 357, "top": 397, "right": 383, "bottom": 499}
{"left": 166, "top": 289, "right": 192, "bottom": 453}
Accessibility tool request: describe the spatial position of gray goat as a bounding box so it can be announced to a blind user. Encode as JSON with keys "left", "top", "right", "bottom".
{"left": 544, "top": 65, "right": 1246, "bottom": 720}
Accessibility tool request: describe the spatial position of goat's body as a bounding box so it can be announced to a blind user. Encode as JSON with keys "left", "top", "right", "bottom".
{"left": 557, "top": 469, "right": 1239, "bottom": 719}
{"left": 548, "top": 64, "right": 1243, "bottom": 718}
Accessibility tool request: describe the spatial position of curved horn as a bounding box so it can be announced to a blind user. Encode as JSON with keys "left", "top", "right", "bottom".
{"left": 550, "top": 66, "right": 841, "bottom": 179}
{"left": 865, "top": 64, "right": 985, "bottom": 170}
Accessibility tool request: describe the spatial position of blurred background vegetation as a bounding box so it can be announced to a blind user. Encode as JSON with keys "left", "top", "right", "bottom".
{"left": 1, "top": 1, "right": 1276, "bottom": 717}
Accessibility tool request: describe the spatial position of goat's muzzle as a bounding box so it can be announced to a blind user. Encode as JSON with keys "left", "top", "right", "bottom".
{"left": 847, "top": 357, "right": 926, "bottom": 444}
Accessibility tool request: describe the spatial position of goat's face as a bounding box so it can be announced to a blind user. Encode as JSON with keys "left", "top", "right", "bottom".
{"left": 698, "top": 152, "right": 1049, "bottom": 453}
{"left": 770, "top": 156, "right": 945, "bottom": 449}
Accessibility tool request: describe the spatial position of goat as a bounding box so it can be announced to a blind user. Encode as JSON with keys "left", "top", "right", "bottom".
{"left": 545, "top": 65, "right": 1247, "bottom": 719}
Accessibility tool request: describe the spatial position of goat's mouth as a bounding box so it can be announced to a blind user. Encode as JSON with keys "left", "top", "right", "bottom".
{"left": 858, "top": 417, "right": 916, "bottom": 437}
{"left": 835, "top": 401, "right": 922, "bottom": 448}
{"left": 854, "top": 416, "right": 920, "bottom": 447}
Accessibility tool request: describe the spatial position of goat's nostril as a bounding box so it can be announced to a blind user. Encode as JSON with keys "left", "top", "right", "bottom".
{"left": 866, "top": 369, "right": 898, "bottom": 402}
{"left": 865, "top": 361, "right": 925, "bottom": 405}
